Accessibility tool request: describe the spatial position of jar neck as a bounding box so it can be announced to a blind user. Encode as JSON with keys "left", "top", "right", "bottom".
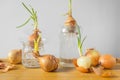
{"left": 63, "top": 25, "right": 77, "bottom": 33}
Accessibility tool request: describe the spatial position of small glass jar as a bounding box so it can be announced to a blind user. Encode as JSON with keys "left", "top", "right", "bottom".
{"left": 22, "top": 41, "right": 44, "bottom": 68}
{"left": 59, "top": 25, "right": 79, "bottom": 67}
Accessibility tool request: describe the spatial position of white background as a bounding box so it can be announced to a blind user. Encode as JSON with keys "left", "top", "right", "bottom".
{"left": 0, "top": 0, "right": 120, "bottom": 58}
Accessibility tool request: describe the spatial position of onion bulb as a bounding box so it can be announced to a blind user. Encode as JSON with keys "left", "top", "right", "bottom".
{"left": 16, "top": 3, "right": 41, "bottom": 48}
{"left": 8, "top": 49, "right": 22, "bottom": 64}
{"left": 77, "top": 56, "right": 92, "bottom": 73}
{"left": 99, "top": 54, "right": 116, "bottom": 69}
{"left": 37, "top": 54, "right": 59, "bottom": 72}
{"left": 33, "top": 35, "right": 59, "bottom": 72}
{"left": 85, "top": 48, "right": 100, "bottom": 66}
{"left": 29, "top": 29, "right": 41, "bottom": 47}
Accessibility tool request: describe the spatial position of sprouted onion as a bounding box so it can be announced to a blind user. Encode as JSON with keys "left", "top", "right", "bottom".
{"left": 17, "top": 2, "right": 41, "bottom": 47}
{"left": 75, "top": 9, "right": 90, "bottom": 72}
{"left": 64, "top": 0, "right": 76, "bottom": 32}
{"left": 65, "top": 0, "right": 86, "bottom": 56}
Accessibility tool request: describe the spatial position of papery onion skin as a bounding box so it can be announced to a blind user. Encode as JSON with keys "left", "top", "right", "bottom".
{"left": 76, "top": 66, "right": 89, "bottom": 73}
{"left": 77, "top": 56, "right": 92, "bottom": 73}
{"left": 72, "top": 58, "right": 78, "bottom": 67}
{"left": 85, "top": 48, "right": 100, "bottom": 66}
{"left": 8, "top": 49, "right": 22, "bottom": 64}
{"left": 38, "top": 54, "right": 59, "bottom": 72}
{"left": 99, "top": 54, "right": 116, "bottom": 69}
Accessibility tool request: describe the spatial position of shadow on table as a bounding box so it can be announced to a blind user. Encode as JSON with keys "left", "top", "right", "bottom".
{"left": 55, "top": 67, "right": 75, "bottom": 72}
{"left": 112, "top": 64, "right": 120, "bottom": 70}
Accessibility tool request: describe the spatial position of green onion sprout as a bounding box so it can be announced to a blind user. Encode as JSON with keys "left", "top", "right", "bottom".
{"left": 77, "top": 25, "right": 86, "bottom": 56}
{"left": 17, "top": 2, "right": 38, "bottom": 29}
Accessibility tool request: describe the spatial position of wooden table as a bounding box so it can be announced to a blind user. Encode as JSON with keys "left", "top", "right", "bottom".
{"left": 0, "top": 61, "right": 120, "bottom": 80}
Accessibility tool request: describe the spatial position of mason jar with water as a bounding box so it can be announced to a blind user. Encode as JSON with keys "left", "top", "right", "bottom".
{"left": 59, "top": 14, "right": 80, "bottom": 67}
{"left": 22, "top": 40, "right": 44, "bottom": 68}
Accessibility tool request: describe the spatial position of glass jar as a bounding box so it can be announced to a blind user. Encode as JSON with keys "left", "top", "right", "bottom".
{"left": 22, "top": 41, "right": 44, "bottom": 68}
{"left": 59, "top": 25, "right": 79, "bottom": 67}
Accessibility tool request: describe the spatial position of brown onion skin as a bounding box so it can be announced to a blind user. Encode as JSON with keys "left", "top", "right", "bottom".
{"left": 85, "top": 48, "right": 100, "bottom": 66}
{"left": 28, "top": 29, "right": 40, "bottom": 47}
{"left": 76, "top": 66, "right": 89, "bottom": 73}
{"left": 38, "top": 54, "right": 59, "bottom": 72}
{"left": 99, "top": 54, "right": 116, "bottom": 69}
{"left": 65, "top": 15, "right": 76, "bottom": 27}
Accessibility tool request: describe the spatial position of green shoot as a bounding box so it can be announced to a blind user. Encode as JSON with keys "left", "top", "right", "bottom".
{"left": 63, "top": 0, "right": 72, "bottom": 16}
{"left": 68, "top": 0, "right": 72, "bottom": 15}
{"left": 16, "top": 17, "right": 31, "bottom": 28}
{"left": 77, "top": 25, "right": 86, "bottom": 56}
{"left": 16, "top": 2, "right": 38, "bottom": 29}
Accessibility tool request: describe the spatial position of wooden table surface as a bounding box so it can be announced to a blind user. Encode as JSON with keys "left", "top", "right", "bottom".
{"left": 0, "top": 61, "right": 120, "bottom": 80}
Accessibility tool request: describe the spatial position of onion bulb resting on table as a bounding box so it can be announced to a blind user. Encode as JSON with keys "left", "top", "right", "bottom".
{"left": 33, "top": 36, "right": 59, "bottom": 72}
{"left": 8, "top": 49, "right": 22, "bottom": 64}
